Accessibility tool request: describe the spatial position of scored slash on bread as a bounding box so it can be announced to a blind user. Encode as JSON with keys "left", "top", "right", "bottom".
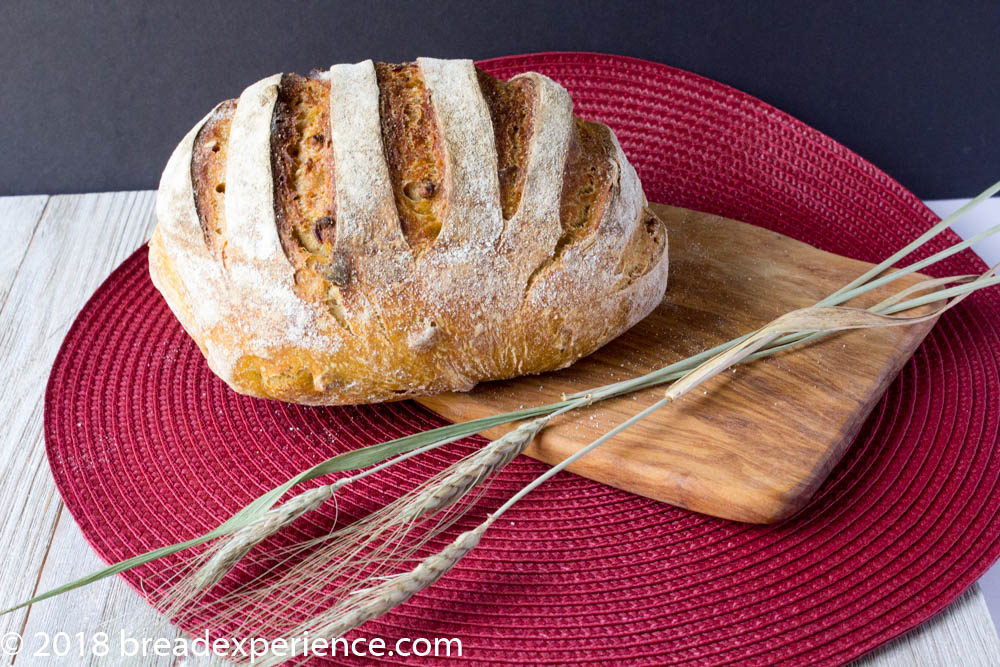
{"left": 149, "top": 58, "right": 669, "bottom": 405}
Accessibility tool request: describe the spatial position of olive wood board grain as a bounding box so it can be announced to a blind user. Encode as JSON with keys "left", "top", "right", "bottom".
{"left": 416, "top": 203, "right": 938, "bottom": 523}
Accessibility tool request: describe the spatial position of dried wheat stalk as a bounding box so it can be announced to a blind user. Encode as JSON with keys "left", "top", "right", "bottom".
{"left": 4, "top": 182, "right": 998, "bottom": 660}
{"left": 254, "top": 523, "right": 489, "bottom": 666}
{"left": 159, "top": 414, "right": 558, "bottom": 634}
{"left": 243, "top": 277, "right": 988, "bottom": 660}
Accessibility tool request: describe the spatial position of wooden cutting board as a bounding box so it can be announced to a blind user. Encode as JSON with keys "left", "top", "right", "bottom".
{"left": 416, "top": 203, "right": 938, "bottom": 523}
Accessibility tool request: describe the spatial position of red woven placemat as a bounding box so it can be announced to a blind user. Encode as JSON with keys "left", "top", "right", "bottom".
{"left": 44, "top": 52, "right": 1000, "bottom": 664}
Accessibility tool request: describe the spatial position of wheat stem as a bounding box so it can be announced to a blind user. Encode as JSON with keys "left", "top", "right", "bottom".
{"left": 159, "top": 411, "right": 567, "bottom": 635}
{"left": 248, "top": 268, "right": 992, "bottom": 652}
{"left": 255, "top": 523, "right": 489, "bottom": 666}
{"left": 494, "top": 396, "right": 673, "bottom": 519}
{"left": 822, "top": 179, "right": 1000, "bottom": 303}
{"left": 4, "top": 184, "right": 997, "bottom": 617}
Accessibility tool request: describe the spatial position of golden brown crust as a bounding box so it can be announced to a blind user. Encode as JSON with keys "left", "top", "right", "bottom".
{"left": 151, "top": 59, "right": 669, "bottom": 406}
{"left": 619, "top": 208, "right": 667, "bottom": 286}
{"left": 477, "top": 69, "right": 535, "bottom": 220}
{"left": 270, "top": 74, "right": 341, "bottom": 312}
{"left": 374, "top": 62, "right": 447, "bottom": 254}
{"left": 191, "top": 99, "right": 236, "bottom": 254}
{"left": 559, "top": 119, "right": 616, "bottom": 246}
{"left": 521, "top": 119, "right": 618, "bottom": 292}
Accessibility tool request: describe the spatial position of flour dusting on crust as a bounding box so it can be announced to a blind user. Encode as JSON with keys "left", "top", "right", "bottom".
{"left": 149, "top": 59, "right": 668, "bottom": 405}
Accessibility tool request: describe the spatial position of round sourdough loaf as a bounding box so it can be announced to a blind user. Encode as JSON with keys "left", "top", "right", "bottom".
{"left": 148, "top": 58, "right": 669, "bottom": 405}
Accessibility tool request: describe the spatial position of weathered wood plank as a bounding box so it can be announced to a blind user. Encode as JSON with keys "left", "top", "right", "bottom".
{"left": 0, "top": 191, "right": 175, "bottom": 665}
{"left": 0, "top": 192, "right": 993, "bottom": 666}
{"left": 854, "top": 585, "right": 1000, "bottom": 666}
{"left": 0, "top": 194, "right": 51, "bottom": 663}
{"left": 13, "top": 508, "right": 178, "bottom": 666}
{"left": 0, "top": 195, "right": 47, "bottom": 313}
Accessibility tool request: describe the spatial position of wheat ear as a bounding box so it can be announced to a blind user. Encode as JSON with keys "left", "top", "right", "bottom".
{"left": 396, "top": 416, "right": 555, "bottom": 522}
{"left": 242, "top": 272, "right": 988, "bottom": 658}
{"left": 192, "top": 485, "right": 336, "bottom": 590}
{"left": 151, "top": 422, "right": 494, "bottom": 625}
{"left": 161, "top": 414, "right": 559, "bottom": 636}
{"left": 251, "top": 522, "right": 489, "bottom": 666}
{"left": 6, "top": 182, "right": 997, "bottom": 623}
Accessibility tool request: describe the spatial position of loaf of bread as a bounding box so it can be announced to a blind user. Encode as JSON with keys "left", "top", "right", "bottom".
{"left": 149, "top": 58, "right": 668, "bottom": 405}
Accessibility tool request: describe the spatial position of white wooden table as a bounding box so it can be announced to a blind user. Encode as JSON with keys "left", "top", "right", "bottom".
{"left": 0, "top": 191, "right": 998, "bottom": 665}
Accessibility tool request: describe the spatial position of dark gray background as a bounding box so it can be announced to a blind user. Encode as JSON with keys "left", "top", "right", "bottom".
{"left": 2, "top": 1, "right": 997, "bottom": 198}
